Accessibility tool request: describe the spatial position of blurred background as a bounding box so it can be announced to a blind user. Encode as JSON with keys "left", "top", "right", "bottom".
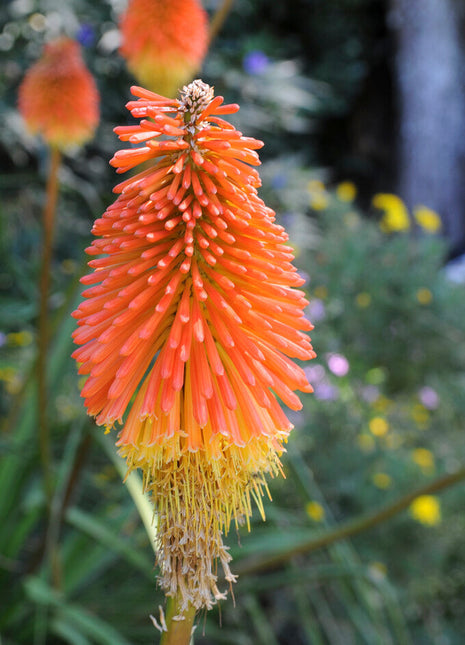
{"left": 1, "top": 0, "right": 465, "bottom": 643}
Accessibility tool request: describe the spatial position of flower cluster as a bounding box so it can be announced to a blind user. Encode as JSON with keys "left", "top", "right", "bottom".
{"left": 72, "top": 80, "right": 314, "bottom": 609}
{"left": 410, "top": 495, "right": 441, "bottom": 526}
{"left": 372, "top": 194, "right": 410, "bottom": 233}
{"left": 119, "top": 0, "right": 209, "bottom": 97}
{"left": 18, "top": 38, "right": 99, "bottom": 149}
{"left": 372, "top": 193, "right": 442, "bottom": 234}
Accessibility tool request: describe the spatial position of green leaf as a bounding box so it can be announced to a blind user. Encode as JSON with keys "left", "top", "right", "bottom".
{"left": 65, "top": 506, "right": 153, "bottom": 579}
{"left": 51, "top": 616, "right": 92, "bottom": 645}
{"left": 24, "top": 577, "right": 132, "bottom": 645}
{"left": 57, "top": 605, "right": 132, "bottom": 645}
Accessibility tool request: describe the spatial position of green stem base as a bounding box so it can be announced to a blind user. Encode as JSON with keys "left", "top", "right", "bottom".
{"left": 160, "top": 592, "right": 196, "bottom": 645}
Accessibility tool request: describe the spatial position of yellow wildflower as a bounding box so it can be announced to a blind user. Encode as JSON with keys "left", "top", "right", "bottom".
{"left": 372, "top": 472, "right": 392, "bottom": 489}
{"left": 308, "top": 179, "right": 329, "bottom": 210}
{"left": 305, "top": 501, "right": 325, "bottom": 522}
{"left": 369, "top": 417, "right": 389, "bottom": 437}
{"left": 416, "top": 288, "right": 433, "bottom": 305}
{"left": 7, "top": 331, "right": 33, "bottom": 347}
{"left": 307, "top": 179, "right": 325, "bottom": 193}
{"left": 412, "top": 448, "right": 435, "bottom": 471}
{"left": 310, "top": 193, "right": 329, "bottom": 211}
{"left": 356, "top": 292, "right": 371, "bottom": 308}
{"left": 412, "top": 448, "right": 435, "bottom": 473}
{"left": 0, "top": 367, "right": 17, "bottom": 382}
{"left": 373, "top": 193, "right": 410, "bottom": 232}
{"left": 410, "top": 495, "right": 441, "bottom": 526}
{"left": 411, "top": 404, "right": 430, "bottom": 429}
{"left": 0, "top": 367, "right": 22, "bottom": 394}
{"left": 413, "top": 206, "right": 442, "bottom": 233}
{"left": 336, "top": 181, "right": 357, "bottom": 202}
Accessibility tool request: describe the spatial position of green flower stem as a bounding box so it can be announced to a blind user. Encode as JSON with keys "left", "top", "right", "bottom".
{"left": 98, "top": 432, "right": 158, "bottom": 552}
{"left": 160, "top": 591, "right": 196, "bottom": 645}
{"left": 236, "top": 466, "right": 465, "bottom": 577}
{"left": 208, "top": 0, "right": 234, "bottom": 44}
{"left": 38, "top": 145, "right": 61, "bottom": 508}
{"left": 98, "top": 432, "right": 196, "bottom": 642}
{"left": 98, "top": 438, "right": 196, "bottom": 643}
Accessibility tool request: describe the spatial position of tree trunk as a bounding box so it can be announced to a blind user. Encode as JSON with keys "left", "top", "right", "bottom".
{"left": 389, "top": 0, "right": 465, "bottom": 254}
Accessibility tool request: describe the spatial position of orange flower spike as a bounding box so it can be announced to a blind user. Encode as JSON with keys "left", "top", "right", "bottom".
{"left": 72, "top": 80, "right": 315, "bottom": 611}
{"left": 119, "top": 0, "right": 209, "bottom": 97}
{"left": 18, "top": 38, "right": 99, "bottom": 150}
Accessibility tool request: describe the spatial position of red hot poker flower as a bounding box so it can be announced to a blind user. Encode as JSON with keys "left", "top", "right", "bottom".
{"left": 72, "top": 80, "right": 315, "bottom": 610}
{"left": 119, "top": 0, "right": 209, "bottom": 97}
{"left": 18, "top": 38, "right": 99, "bottom": 150}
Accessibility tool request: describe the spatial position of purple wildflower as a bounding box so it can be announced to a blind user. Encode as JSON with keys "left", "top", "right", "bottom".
{"left": 243, "top": 50, "right": 269, "bottom": 75}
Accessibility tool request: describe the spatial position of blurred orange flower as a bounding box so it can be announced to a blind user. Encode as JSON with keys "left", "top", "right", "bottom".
{"left": 72, "top": 80, "right": 315, "bottom": 609}
{"left": 119, "top": 0, "right": 209, "bottom": 97}
{"left": 18, "top": 38, "right": 99, "bottom": 149}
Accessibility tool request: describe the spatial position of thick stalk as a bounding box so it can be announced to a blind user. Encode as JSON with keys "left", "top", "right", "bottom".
{"left": 236, "top": 466, "right": 465, "bottom": 576}
{"left": 32, "top": 144, "right": 62, "bottom": 606}
{"left": 160, "top": 591, "right": 196, "bottom": 645}
{"left": 38, "top": 145, "right": 61, "bottom": 506}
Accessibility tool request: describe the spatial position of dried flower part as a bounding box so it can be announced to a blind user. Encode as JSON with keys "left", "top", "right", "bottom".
{"left": 119, "top": 0, "right": 209, "bottom": 97}
{"left": 73, "top": 81, "right": 315, "bottom": 609}
{"left": 125, "top": 443, "right": 282, "bottom": 609}
{"left": 18, "top": 38, "right": 99, "bottom": 149}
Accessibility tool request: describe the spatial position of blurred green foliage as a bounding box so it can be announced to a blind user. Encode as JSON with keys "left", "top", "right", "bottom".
{"left": 1, "top": 1, "right": 465, "bottom": 644}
